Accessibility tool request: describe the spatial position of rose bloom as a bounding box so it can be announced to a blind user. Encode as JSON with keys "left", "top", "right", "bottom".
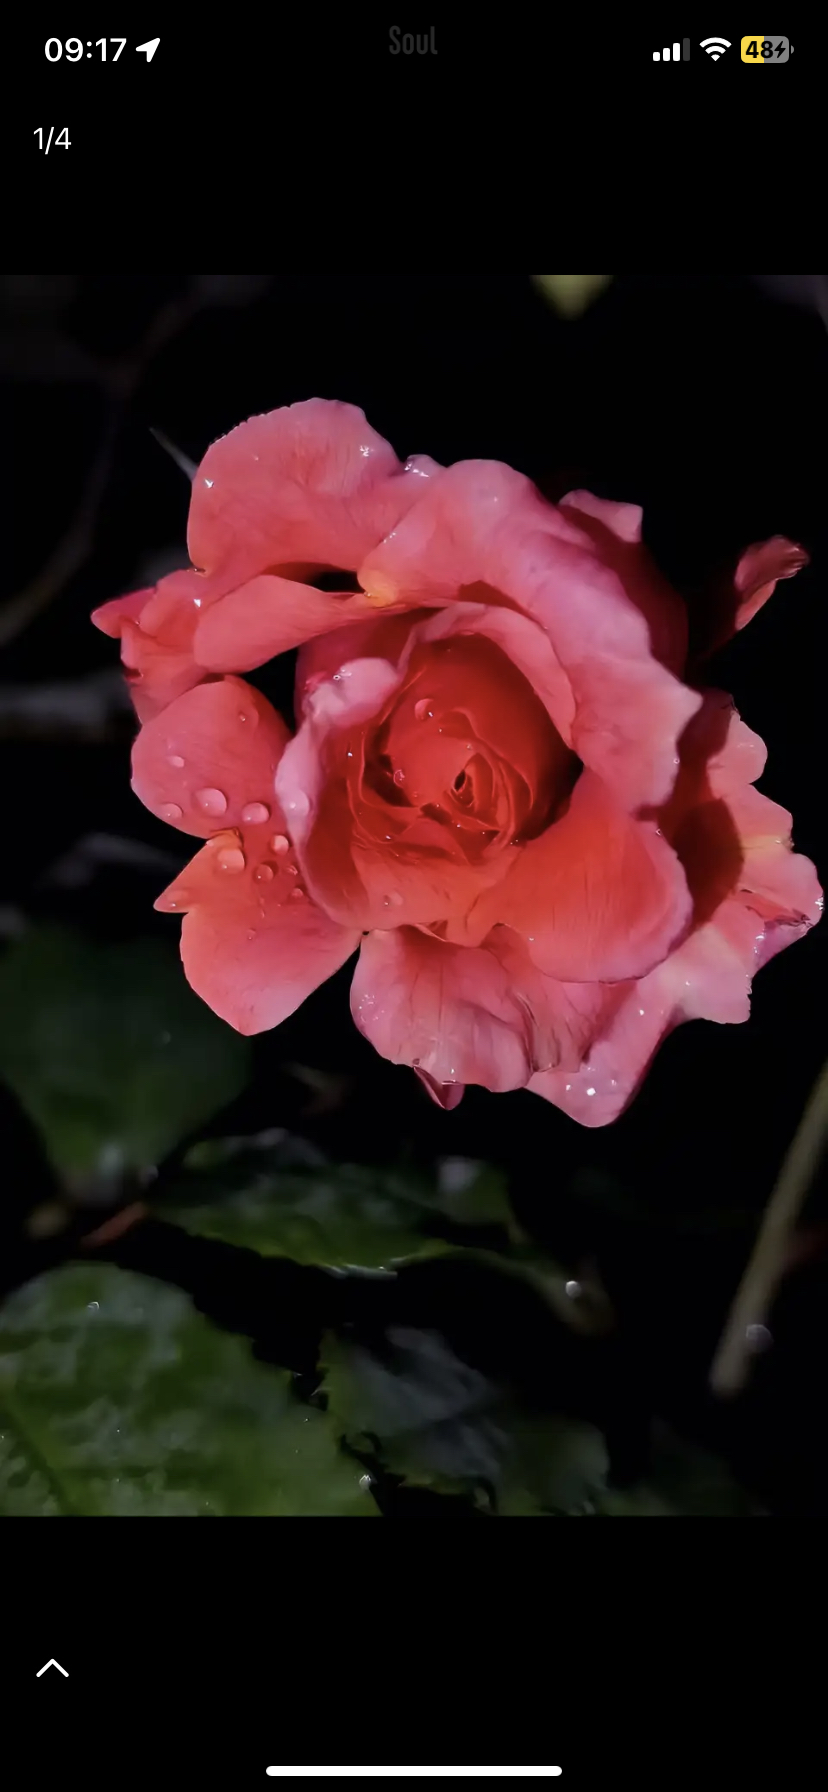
{"left": 93, "top": 401, "right": 821, "bottom": 1125}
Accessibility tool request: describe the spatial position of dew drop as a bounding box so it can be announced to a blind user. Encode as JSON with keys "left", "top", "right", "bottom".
{"left": 393, "top": 768, "right": 406, "bottom": 786}
{"left": 216, "top": 846, "right": 245, "bottom": 873}
{"left": 414, "top": 698, "right": 434, "bottom": 721}
{"left": 270, "top": 834, "right": 290, "bottom": 854}
{"left": 285, "top": 863, "right": 298, "bottom": 877}
{"left": 196, "top": 786, "right": 227, "bottom": 816}
{"left": 242, "top": 801, "right": 270, "bottom": 825}
{"left": 160, "top": 803, "right": 183, "bottom": 822}
{"left": 586, "top": 1087, "right": 596, "bottom": 1097}
{"left": 255, "top": 863, "right": 274, "bottom": 883}
{"left": 290, "top": 886, "right": 304, "bottom": 900}
{"left": 246, "top": 929, "right": 257, "bottom": 941}
{"left": 167, "top": 754, "right": 185, "bottom": 769}
{"left": 746, "top": 1322, "right": 772, "bottom": 1353}
{"left": 565, "top": 1280, "right": 582, "bottom": 1299}
{"left": 383, "top": 891, "right": 404, "bottom": 908}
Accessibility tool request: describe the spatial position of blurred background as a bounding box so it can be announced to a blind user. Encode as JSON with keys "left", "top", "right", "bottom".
{"left": 1, "top": 273, "right": 825, "bottom": 1516}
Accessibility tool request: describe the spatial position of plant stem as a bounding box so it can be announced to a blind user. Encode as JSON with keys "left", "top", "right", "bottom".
{"left": 710, "top": 1057, "right": 828, "bottom": 1396}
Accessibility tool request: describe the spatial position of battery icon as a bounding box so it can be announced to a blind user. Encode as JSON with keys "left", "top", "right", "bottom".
{"left": 741, "top": 37, "right": 792, "bottom": 61}
{"left": 653, "top": 40, "right": 691, "bottom": 59}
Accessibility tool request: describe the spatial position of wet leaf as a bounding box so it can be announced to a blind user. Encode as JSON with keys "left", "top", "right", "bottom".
{"left": 321, "top": 1328, "right": 759, "bottom": 1517}
{"left": 0, "top": 1265, "right": 375, "bottom": 1516}
{"left": 157, "top": 1150, "right": 512, "bottom": 1273}
{"left": 0, "top": 927, "right": 250, "bottom": 1192}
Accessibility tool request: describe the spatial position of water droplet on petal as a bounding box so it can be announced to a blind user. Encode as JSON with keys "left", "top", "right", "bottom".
{"left": 242, "top": 802, "right": 270, "bottom": 825}
{"left": 160, "top": 803, "right": 183, "bottom": 822}
{"left": 565, "top": 1280, "right": 582, "bottom": 1299}
{"left": 290, "top": 886, "right": 304, "bottom": 900}
{"left": 393, "top": 768, "right": 406, "bottom": 785}
{"left": 196, "top": 787, "right": 227, "bottom": 816}
{"left": 167, "top": 754, "right": 185, "bottom": 769}
{"left": 270, "top": 834, "right": 290, "bottom": 854}
{"left": 746, "top": 1322, "right": 773, "bottom": 1353}
{"left": 414, "top": 698, "right": 434, "bottom": 720}
{"left": 586, "top": 1087, "right": 596, "bottom": 1097}
{"left": 286, "top": 792, "right": 309, "bottom": 818}
{"left": 246, "top": 929, "right": 256, "bottom": 941}
{"left": 286, "top": 864, "right": 298, "bottom": 877}
{"left": 255, "top": 863, "right": 274, "bottom": 883}
{"left": 216, "top": 846, "right": 245, "bottom": 873}
{"left": 383, "top": 891, "right": 404, "bottom": 908}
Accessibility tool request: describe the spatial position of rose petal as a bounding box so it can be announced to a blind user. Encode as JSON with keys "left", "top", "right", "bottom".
{"left": 296, "top": 612, "right": 426, "bottom": 716}
{"left": 188, "top": 399, "right": 442, "bottom": 591}
{"left": 351, "top": 926, "right": 533, "bottom": 1092}
{"left": 131, "top": 676, "right": 290, "bottom": 838}
{"left": 156, "top": 835, "right": 359, "bottom": 1036}
{"left": 559, "top": 490, "right": 688, "bottom": 672}
{"left": 194, "top": 573, "right": 415, "bottom": 672}
{"left": 359, "top": 462, "right": 699, "bottom": 808}
{"left": 692, "top": 536, "right": 809, "bottom": 661}
{"left": 461, "top": 770, "right": 692, "bottom": 981}
{"left": 92, "top": 570, "right": 208, "bottom": 722}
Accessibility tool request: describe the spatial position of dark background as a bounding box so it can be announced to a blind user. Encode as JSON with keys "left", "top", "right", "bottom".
{"left": 2, "top": 273, "right": 826, "bottom": 1514}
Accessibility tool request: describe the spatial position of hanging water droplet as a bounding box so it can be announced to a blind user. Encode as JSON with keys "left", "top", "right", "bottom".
{"left": 270, "top": 834, "right": 290, "bottom": 854}
{"left": 167, "top": 754, "right": 185, "bottom": 769}
{"left": 160, "top": 803, "right": 183, "bottom": 822}
{"left": 242, "top": 801, "right": 270, "bottom": 825}
{"left": 216, "top": 846, "right": 245, "bottom": 873}
{"left": 196, "top": 787, "right": 227, "bottom": 816}
{"left": 414, "top": 698, "right": 434, "bottom": 720}
{"left": 393, "top": 768, "right": 406, "bottom": 785}
{"left": 255, "top": 863, "right": 274, "bottom": 883}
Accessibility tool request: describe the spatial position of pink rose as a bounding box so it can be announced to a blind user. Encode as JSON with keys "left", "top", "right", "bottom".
{"left": 93, "top": 400, "right": 821, "bottom": 1125}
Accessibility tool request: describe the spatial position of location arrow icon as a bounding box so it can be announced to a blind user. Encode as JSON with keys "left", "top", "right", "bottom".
{"left": 36, "top": 1659, "right": 68, "bottom": 1677}
{"left": 136, "top": 38, "right": 160, "bottom": 61}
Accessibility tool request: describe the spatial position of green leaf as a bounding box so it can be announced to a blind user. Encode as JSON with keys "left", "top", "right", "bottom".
{"left": 321, "top": 1328, "right": 608, "bottom": 1513}
{"left": 0, "top": 927, "right": 250, "bottom": 1190}
{"left": 0, "top": 1265, "right": 376, "bottom": 1516}
{"left": 321, "top": 1327, "right": 760, "bottom": 1516}
{"left": 157, "top": 1151, "right": 513, "bottom": 1272}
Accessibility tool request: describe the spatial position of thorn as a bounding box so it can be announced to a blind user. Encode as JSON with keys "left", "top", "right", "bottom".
{"left": 150, "top": 428, "right": 197, "bottom": 482}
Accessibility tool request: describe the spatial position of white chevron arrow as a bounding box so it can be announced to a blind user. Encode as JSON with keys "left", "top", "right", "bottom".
{"left": 36, "top": 1659, "right": 68, "bottom": 1677}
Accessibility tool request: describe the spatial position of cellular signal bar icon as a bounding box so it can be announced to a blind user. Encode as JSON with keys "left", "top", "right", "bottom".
{"left": 653, "top": 40, "right": 690, "bottom": 60}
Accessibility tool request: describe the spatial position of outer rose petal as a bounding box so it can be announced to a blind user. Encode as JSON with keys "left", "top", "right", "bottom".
{"left": 131, "top": 677, "right": 290, "bottom": 838}
{"left": 351, "top": 927, "right": 535, "bottom": 1093}
{"left": 156, "top": 835, "right": 359, "bottom": 1036}
{"left": 92, "top": 570, "right": 207, "bottom": 722}
{"left": 359, "top": 462, "right": 699, "bottom": 808}
{"left": 459, "top": 770, "right": 692, "bottom": 981}
{"left": 194, "top": 573, "right": 417, "bottom": 672}
{"left": 531, "top": 700, "right": 822, "bottom": 1126}
{"left": 559, "top": 490, "right": 688, "bottom": 673}
{"left": 352, "top": 924, "right": 622, "bottom": 1096}
{"left": 691, "top": 536, "right": 809, "bottom": 661}
{"left": 188, "top": 399, "right": 443, "bottom": 591}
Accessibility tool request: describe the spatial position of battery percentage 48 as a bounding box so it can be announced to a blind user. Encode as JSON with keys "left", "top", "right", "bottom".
{"left": 741, "top": 37, "right": 791, "bottom": 61}
{"left": 34, "top": 128, "right": 71, "bottom": 152}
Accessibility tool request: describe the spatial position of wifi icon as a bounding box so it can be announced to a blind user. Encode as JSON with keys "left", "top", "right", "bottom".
{"left": 700, "top": 37, "right": 731, "bottom": 59}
